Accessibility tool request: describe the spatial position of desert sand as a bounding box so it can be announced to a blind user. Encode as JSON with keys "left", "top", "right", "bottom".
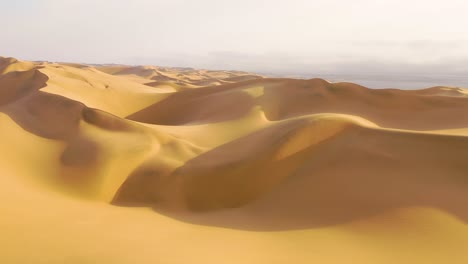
{"left": 1, "top": 56, "right": 468, "bottom": 264}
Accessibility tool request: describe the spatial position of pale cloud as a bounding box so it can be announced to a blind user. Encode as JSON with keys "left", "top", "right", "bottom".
{"left": 1, "top": 0, "right": 468, "bottom": 80}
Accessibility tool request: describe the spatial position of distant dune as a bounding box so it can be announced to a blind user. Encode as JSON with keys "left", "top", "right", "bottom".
{"left": 1, "top": 56, "right": 467, "bottom": 264}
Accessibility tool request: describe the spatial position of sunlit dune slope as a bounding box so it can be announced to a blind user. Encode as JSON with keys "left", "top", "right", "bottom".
{"left": 128, "top": 78, "right": 468, "bottom": 130}
{"left": 1, "top": 56, "right": 468, "bottom": 264}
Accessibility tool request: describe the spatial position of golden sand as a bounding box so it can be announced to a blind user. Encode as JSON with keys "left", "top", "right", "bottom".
{"left": 1, "top": 56, "right": 467, "bottom": 264}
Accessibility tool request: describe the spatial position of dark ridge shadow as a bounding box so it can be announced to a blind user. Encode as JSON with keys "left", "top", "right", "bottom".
{"left": 0, "top": 68, "right": 86, "bottom": 140}
{"left": 0, "top": 68, "right": 141, "bottom": 140}
{"left": 0, "top": 57, "right": 20, "bottom": 73}
{"left": 1, "top": 90, "right": 86, "bottom": 140}
{"left": 0, "top": 67, "right": 48, "bottom": 106}
{"left": 113, "top": 122, "right": 468, "bottom": 231}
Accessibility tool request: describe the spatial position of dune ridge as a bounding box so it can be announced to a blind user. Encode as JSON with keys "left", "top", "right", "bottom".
{"left": 1, "top": 56, "right": 468, "bottom": 264}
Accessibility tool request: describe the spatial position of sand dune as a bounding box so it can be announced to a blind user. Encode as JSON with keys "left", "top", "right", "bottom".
{"left": 127, "top": 78, "right": 468, "bottom": 130}
{"left": 1, "top": 56, "right": 468, "bottom": 264}
{"left": 93, "top": 64, "right": 263, "bottom": 88}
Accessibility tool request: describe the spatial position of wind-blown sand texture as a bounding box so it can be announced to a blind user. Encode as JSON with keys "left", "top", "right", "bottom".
{"left": 1, "top": 56, "right": 468, "bottom": 264}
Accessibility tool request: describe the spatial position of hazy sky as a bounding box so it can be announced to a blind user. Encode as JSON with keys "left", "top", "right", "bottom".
{"left": 2, "top": 0, "right": 468, "bottom": 77}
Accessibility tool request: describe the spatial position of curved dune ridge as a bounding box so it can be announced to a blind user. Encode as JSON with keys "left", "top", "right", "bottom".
{"left": 1, "top": 56, "right": 468, "bottom": 264}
